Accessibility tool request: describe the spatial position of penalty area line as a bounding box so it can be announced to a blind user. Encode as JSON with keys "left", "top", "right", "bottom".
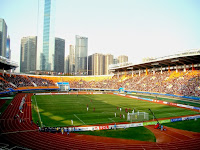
{"left": 109, "top": 118, "right": 115, "bottom": 122}
{"left": 74, "top": 114, "right": 85, "bottom": 124}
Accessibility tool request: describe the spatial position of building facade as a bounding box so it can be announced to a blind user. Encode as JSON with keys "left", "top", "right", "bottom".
{"left": 0, "top": 18, "right": 7, "bottom": 57}
{"left": 54, "top": 37, "right": 65, "bottom": 73}
{"left": 20, "top": 36, "right": 37, "bottom": 73}
{"left": 69, "top": 45, "right": 75, "bottom": 75}
{"left": 75, "top": 35, "right": 88, "bottom": 75}
{"left": 37, "top": 0, "right": 56, "bottom": 72}
{"left": 88, "top": 53, "right": 104, "bottom": 75}
{"left": 118, "top": 55, "right": 128, "bottom": 64}
{"left": 113, "top": 58, "right": 118, "bottom": 64}
{"left": 65, "top": 55, "right": 69, "bottom": 74}
{"left": 88, "top": 55, "right": 92, "bottom": 75}
{"left": 6, "top": 35, "right": 11, "bottom": 59}
{"left": 104, "top": 54, "right": 114, "bottom": 75}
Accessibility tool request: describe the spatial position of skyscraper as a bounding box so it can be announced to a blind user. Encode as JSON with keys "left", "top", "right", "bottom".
{"left": 6, "top": 35, "right": 11, "bottom": 59}
{"left": 75, "top": 35, "right": 88, "bottom": 75}
{"left": 69, "top": 45, "right": 75, "bottom": 75}
{"left": 88, "top": 53, "right": 114, "bottom": 75}
{"left": 54, "top": 37, "right": 65, "bottom": 73}
{"left": 88, "top": 53, "right": 104, "bottom": 75}
{"left": 20, "top": 36, "right": 37, "bottom": 73}
{"left": 88, "top": 55, "right": 92, "bottom": 75}
{"left": 104, "top": 54, "right": 114, "bottom": 75}
{"left": 118, "top": 55, "right": 128, "bottom": 64}
{"left": 65, "top": 55, "right": 69, "bottom": 74}
{"left": 37, "top": 0, "right": 56, "bottom": 72}
{"left": 0, "top": 18, "right": 7, "bottom": 57}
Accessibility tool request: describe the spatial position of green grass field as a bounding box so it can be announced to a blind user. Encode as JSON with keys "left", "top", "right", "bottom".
{"left": 78, "top": 126, "right": 156, "bottom": 142}
{"left": 130, "top": 93, "right": 200, "bottom": 107}
{"left": 163, "top": 118, "right": 200, "bottom": 132}
{"left": 31, "top": 94, "right": 200, "bottom": 127}
{"left": 0, "top": 96, "right": 15, "bottom": 115}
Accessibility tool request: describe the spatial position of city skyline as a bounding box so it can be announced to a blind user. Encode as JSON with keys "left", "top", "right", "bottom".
{"left": 0, "top": 0, "right": 200, "bottom": 72}
{"left": 88, "top": 53, "right": 128, "bottom": 75}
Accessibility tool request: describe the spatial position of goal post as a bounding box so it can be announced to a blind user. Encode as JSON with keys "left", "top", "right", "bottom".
{"left": 127, "top": 112, "right": 149, "bottom": 122}
{"left": 57, "top": 82, "right": 70, "bottom": 91}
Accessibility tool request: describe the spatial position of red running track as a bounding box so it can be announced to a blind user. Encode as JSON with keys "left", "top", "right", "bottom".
{"left": 0, "top": 99, "right": 6, "bottom": 109}
{"left": 1, "top": 93, "right": 200, "bottom": 150}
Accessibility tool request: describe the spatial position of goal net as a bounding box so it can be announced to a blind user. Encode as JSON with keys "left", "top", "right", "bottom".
{"left": 127, "top": 112, "right": 149, "bottom": 122}
{"left": 57, "top": 82, "right": 70, "bottom": 91}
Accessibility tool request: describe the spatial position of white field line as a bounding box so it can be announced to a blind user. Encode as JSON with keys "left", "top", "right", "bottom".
{"left": 167, "top": 113, "right": 175, "bottom": 115}
{"left": 34, "top": 95, "right": 43, "bottom": 127}
{"left": 166, "top": 127, "right": 195, "bottom": 139}
{"left": 108, "top": 118, "right": 115, "bottom": 122}
{"left": 74, "top": 114, "right": 85, "bottom": 124}
{"left": 154, "top": 128, "right": 184, "bottom": 141}
{"left": 1, "top": 129, "right": 38, "bottom": 135}
{"left": 10, "top": 146, "right": 31, "bottom": 150}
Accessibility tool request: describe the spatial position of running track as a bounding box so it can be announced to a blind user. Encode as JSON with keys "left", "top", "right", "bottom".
{"left": 0, "top": 99, "right": 6, "bottom": 109}
{"left": 0, "top": 93, "right": 200, "bottom": 149}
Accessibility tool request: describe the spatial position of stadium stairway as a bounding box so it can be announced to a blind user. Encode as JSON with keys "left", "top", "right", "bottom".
{"left": 1, "top": 93, "right": 200, "bottom": 149}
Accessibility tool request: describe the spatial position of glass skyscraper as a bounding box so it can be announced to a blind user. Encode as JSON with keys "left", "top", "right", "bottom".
{"left": 0, "top": 18, "right": 7, "bottom": 57}
{"left": 69, "top": 45, "right": 75, "bottom": 75}
{"left": 37, "top": 0, "right": 56, "bottom": 72}
{"left": 75, "top": 35, "right": 88, "bottom": 75}
{"left": 20, "top": 36, "right": 37, "bottom": 73}
{"left": 54, "top": 37, "right": 65, "bottom": 73}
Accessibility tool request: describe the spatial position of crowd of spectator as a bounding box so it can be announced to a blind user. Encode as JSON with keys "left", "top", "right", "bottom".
{"left": 27, "top": 76, "right": 55, "bottom": 87}
{"left": 0, "top": 75, "right": 16, "bottom": 91}
{"left": 0, "top": 73, "right": 55, "bottom": 91}
{"left": 0, "top": 70, "right": 200, "bottom": 97}
{"left": 1, "top": 74, "right": 33, "bottom": 87}
{"left": 63, "top": 70, "right": 200, "bottom": 97}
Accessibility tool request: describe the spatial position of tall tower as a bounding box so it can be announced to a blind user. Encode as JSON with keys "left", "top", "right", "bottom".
{"left": 0, "top": 18, "right": 7, "bottom": 57}
{"left": 104, "top": 54, "right": 113, "bottom": 75}
{"left": 69, "top": 45, "right": 75, "bottom": 75}
{"left": 37, "top": 0, "right": 56, "bottom": 72}
{"left": 65, "top": 55, "right": 69, "bottom": 74}
{"left": 92, "top": 53, "right": 104, "bottom": 75}
{"left": 75, "top": 35, "right": 88, "bottom": 75}
{"left": 54, "top": 37, "right": 65, "bottom": 73}
{"left": 20, "top": 36, "right": 37, "bottom": 73}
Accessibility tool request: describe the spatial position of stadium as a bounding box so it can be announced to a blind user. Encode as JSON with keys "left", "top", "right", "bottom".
{"left": 0, "top": 50, "right": 200, "bottom": 149}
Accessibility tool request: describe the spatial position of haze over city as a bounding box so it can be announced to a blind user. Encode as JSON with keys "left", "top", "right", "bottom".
{"left": 0, "top": 0, "right": 200, "bottom": 72}
{"left": 1, "top": 1, "right": 200, "bottom": 149}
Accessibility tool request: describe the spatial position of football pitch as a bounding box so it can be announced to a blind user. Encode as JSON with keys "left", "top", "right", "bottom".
{"left": 31, "top": 94, "right": 199, "bottom": 127}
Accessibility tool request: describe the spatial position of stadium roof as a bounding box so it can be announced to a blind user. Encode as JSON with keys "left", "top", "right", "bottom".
{"left": 110, "top": 49, "right": 200, "bottom": 72}
{"left": 0, "top": 56, "right": 18, "bottom": 70}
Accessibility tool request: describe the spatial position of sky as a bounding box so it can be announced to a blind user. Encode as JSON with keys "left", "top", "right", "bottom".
{"left": 0, "top": 0, "right": 200, "bottom": 72}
